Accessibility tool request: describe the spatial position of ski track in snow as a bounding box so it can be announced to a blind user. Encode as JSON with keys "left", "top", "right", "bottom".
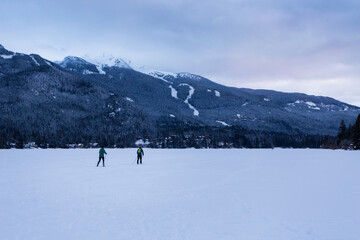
{"left": 95, "top": 65, "right": 106, "bottom": 74}
{"left": 0, "top": 149, "right": 359, "bottom": 240}
{"left": 30, "top": 55, "right": 40, "bottom": 66}
{"left": 0, "top": 54, "right": 14, "bottom": 59}
{"left": 169, "top": 85, "right": 178, "bottom": 99}
{"left": 216, "top": 120, "right": 231, "bottom": 126}
{"left": 125, "top": 97, "right": 134, "bottom": 102}
{"left": 179, "top": 83, "right": 199, "bottom": 116}
{"left": 83, "top": 69, "right": 96, "bottom": 74}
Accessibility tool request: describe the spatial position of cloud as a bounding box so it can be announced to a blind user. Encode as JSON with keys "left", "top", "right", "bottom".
{"left": 0, "top": 0, "right": 359, "bottom": 105}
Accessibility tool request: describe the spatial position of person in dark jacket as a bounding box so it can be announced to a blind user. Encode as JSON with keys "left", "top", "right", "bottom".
{"left": 97, "top": 146, "right": 107, "bottom": 167}
{"left": 137, "top": 147, "right": 144, "bottom": 164}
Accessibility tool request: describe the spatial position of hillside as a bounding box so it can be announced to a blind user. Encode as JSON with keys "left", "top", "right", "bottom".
{"left": 1, "top": 44, "right": 359, "bottom": 148}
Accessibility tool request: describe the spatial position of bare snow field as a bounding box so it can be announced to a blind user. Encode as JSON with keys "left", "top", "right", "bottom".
{"left": 0, "top": 149, "right": 359, "bottom": 240}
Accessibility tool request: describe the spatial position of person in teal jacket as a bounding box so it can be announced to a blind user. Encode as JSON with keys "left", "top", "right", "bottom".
{"left": 97, "top": 146, "right": 107, "bottom": 167}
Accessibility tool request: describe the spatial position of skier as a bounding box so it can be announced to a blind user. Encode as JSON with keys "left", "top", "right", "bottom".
{"left": 137, "top": 146, "right": 144, "bottom": 164}
{"left": 97, "top": 146, "right": 107, "bottom": 167}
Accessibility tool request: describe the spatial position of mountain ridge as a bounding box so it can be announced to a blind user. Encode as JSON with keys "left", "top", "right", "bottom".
{"left": 1, "top": 44, "right": 359, "bottom": 148}
{"left": 57, "top": 54, "right": 360, "bottom": 108}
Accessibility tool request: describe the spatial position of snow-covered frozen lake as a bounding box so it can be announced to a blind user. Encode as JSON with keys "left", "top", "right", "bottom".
{"left": 0, "top": 149, "right": 359, "bottom": 240}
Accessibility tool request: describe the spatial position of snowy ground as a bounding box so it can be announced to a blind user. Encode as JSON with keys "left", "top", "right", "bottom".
{"left": 0, "top": 149, "right": 359, "bottom": 240}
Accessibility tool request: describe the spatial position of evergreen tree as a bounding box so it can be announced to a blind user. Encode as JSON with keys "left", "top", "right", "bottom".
{"left": 337, "top": 120, "right": 347, "bottom": 144}
{"left": 352, "top": 114, "right": 360, "bottom": 150}
{"left": 347, "top": 124, "right": 353, "bottom": 139}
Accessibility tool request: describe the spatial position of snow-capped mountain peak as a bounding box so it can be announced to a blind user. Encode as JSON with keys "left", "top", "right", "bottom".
{"left": 57, "top": 56, "right": 91, "bottom": 67}
{"left": 56, "top": 52, "right": 204, "bottom": 81}
{"left": 177, "top": 72, "right": 203, "bottom": 81}
{"left": 73, "top": 55, "right": 133, "bottom": 75}
{"left": 56, "top": 55, "right": 133, "bottom": 75}
{"left": 113, "top": 58, "right": 132, "bottom": 69}
{"left": 56, "top": 56, "right": 100, "bottom": 74}
{"left": 84, "top": 55, "right": 132, "bottom": 70}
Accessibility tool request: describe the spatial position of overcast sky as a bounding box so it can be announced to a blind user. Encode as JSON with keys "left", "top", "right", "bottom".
{"left": 1, "top": 0, "right": 360, "bottom": 106}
